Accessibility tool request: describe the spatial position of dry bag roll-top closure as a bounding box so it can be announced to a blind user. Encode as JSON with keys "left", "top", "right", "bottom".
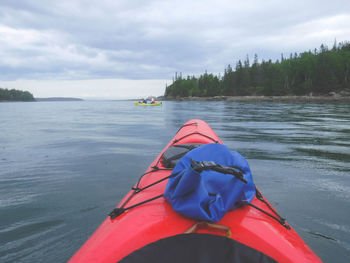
{"left": 164, "top": 143, "right": 256, "bottom": 223}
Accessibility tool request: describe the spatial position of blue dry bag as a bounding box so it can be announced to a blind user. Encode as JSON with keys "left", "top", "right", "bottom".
{"left": 164, "top": 143, "right": 256, "bottom": 222}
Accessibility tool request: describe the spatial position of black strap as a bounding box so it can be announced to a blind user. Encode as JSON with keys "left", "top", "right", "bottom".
{"left": 176, "top": 122, "right": 198, "bottom": 133}
{"left": 109, "top": 172, "right": 178, "bottom": 219}
{"left": 173, "top": 132, "right": 219, "bottom": 144}
{"left": 136, "top": 168, "right": 172, "bottom": 189}
{"left": 109, "top": 194, "right": 164, "bottom": 219}
{"left": 133, "top": 172, "right": 179, "bottom": 193}
{"left": 255, "top": 188, "right": 287, "bottom": 224}
{"left": 191, "top": 159, "right": 247, "bottom": 183}
{"left": 247, "top": 187, "right": 290, "bottom": 230}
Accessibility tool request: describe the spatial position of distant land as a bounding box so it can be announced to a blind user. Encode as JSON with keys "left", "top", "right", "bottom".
{"left": 0, "top": 87, "right": 35, "bottom": 101}
{"left": 164, "top": 42, "right": 350, "bottom": 99}
{"left": 35, "top": 97, "right": 83, "bottom": 101}
{"left": 0, "top": 87, "right": 83, "bottom": 102}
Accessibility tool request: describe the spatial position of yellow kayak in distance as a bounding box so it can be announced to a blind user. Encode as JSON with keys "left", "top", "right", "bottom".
{"left": 134, "top": 102, "right": 162, "bottom": 106}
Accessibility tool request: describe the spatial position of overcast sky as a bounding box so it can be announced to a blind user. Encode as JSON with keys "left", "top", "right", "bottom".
{"left": 0, "top": 0, "right": 349, "bottom": 99}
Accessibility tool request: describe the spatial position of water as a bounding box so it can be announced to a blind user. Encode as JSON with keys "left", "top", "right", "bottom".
{"left": 0, "top": 100, "right": 349, "bottom": 263}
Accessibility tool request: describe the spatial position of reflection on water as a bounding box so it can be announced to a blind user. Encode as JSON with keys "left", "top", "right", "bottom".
{"left": 0, "top": 100, "right": 349, "bottom": 263}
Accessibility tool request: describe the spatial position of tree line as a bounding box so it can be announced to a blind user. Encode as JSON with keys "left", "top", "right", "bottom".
{"left": 0, "top": 88, "right": 35, "bottom": 101}
{"left": 165, "top": 42, "right": 350, "bottom": 97}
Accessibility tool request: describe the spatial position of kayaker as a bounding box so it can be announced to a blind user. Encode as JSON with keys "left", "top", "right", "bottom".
{"left": 151, "top": 98, "right": 155, "bottom": 104}
{"left": 143, "top": 98, "right": 147, "bottom": 104}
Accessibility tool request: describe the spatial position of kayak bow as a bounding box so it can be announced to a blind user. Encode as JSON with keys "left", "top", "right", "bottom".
{"left": 69, "top": 119, "right": 322, "bottom": 263}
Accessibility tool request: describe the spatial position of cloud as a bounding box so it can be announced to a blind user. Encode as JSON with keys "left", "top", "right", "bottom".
{"left": 0, "top": 0, "right": 349, "bottom": 97}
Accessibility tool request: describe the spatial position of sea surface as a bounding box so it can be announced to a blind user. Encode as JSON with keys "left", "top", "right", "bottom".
{"left": 0, "top": 100, "right": 349, "bottom": 263}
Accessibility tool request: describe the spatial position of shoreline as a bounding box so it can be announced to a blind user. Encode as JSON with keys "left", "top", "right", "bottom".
{"left": 162, "top": 95, "right": 350, "bottom": 102}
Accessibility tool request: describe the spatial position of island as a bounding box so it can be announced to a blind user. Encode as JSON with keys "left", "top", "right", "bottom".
{"left": 164, "top": 42, "right": 350, "bottom": 102}
{"left": 0, "top": 88, "right": 35, "bottom": 102}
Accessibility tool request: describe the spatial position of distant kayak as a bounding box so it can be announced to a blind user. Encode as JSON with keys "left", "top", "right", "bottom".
{"left": 134, "top": 102, "right": 162, "bottom": 106}
{"left": 69, "top": 119, "right": 322, "bottom": 263}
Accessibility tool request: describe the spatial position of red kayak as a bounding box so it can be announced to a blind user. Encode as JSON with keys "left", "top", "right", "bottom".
{"left": 69, "top": 119, "right": 322, "bottom": 263}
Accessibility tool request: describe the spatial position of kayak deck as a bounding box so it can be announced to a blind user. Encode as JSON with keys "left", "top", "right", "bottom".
{"left": 69, "top": 119, "right": 321, "bottom": 263}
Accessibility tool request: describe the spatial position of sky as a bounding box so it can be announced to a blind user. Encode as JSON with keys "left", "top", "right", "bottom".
{"left": 0, "top": 0, "right": 349, "bottom": 99}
